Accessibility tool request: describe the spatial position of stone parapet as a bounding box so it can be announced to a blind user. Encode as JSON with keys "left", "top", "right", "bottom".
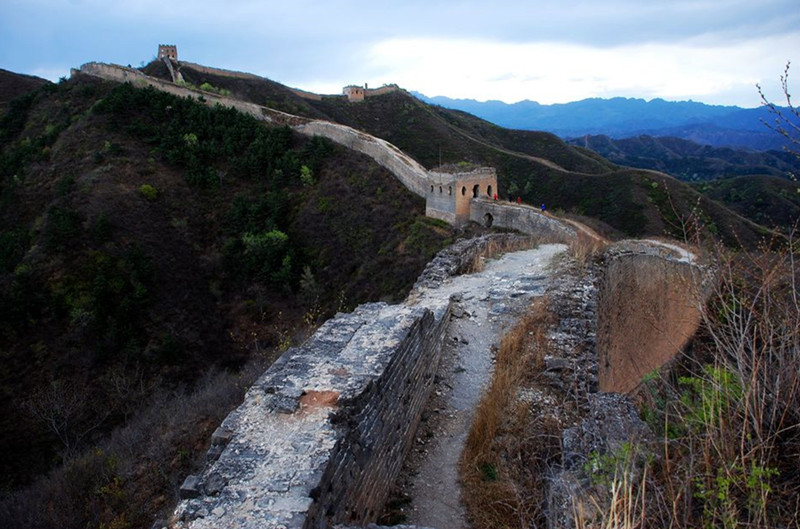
{"left": 469, "top": 199, "right": 576, "bottom": 242}
{"left": 294, "top": 121, "right": 430, "bottom": 197}
{"left": 170, "top": 298, "right": 451, "bottom": 529}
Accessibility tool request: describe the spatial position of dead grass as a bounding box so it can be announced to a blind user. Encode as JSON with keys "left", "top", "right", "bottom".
{"left": 630, "top": 236, "right": 800, "bottom": 528}
{"left": 461, "top": 297, "right": 565, "bottom": 528}
{"left": 567, "top": 230, "right": 608, "bottom": 268}
{"left": 462, "top": 233, "right": 800, "bottom": 529}
{"left": 467, "top": 235, "right": 544, "bottom": 274}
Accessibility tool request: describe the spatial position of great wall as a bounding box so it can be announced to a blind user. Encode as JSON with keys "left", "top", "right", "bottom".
{"left": 72, "top": 55, "right": 709, "bottom": 529}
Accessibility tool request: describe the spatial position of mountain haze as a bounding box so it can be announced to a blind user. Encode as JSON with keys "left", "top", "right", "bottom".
{"left": 413, "top": 93, "right": 792, "bottom": 151}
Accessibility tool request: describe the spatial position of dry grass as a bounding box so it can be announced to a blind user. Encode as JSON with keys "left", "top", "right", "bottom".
{"left": 567, "top": 230, "right": 608, "bottom": 268}
{"left": 467, "top": 235, "right": 544, "bottom": 274}
{"left": 460, "top": 297, "right": 564, "bottom": 528}
{"left": 572, "top": 461, "right": 650, "bottom": 529}
{"left": 462, "top": 233, "right": 800, "bottom": 529}
{"left": 631, "top": 236, "right": 800, "bottom": 528}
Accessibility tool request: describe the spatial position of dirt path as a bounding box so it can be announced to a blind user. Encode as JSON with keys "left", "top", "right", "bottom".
{"left": 397, "top": 243, "right": 568, "bottom": 528}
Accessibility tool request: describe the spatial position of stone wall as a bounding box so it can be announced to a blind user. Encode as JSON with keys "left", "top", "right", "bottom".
{"left": 76, "top": 62, "right": 306, "bottom": 126}
{"left": 469, "top": 199, "right": 577, "bottom": 242}
{"left": 170, "top": 299, "right": 451, "bottom": 529}
{"left": 77, "top": 63, "right": 435, "bottom": 200}
{"left": 166, "top": 235, "right": 520, "bottom": 529}
{"left": 596, "top": 240, "right": 708, "bottom": 393}
{"left": 294, "top": 121, "right": 430, "bottom": 197}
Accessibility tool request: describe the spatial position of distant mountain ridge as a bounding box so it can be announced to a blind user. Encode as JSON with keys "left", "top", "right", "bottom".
{"left": 412, "top": 93, "right": 792, "bottom": 151}
{"left": 567, "top": 134, "right": 800, "bottom": 182}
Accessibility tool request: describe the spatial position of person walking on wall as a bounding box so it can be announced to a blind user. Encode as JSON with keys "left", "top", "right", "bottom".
{"left": 541, "top": 203, "right": 546, "bottom": 212}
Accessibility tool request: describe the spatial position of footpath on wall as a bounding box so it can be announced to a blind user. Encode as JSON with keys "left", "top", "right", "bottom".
{"left": 401, "top": 243, "right": 568, "bottom": 528}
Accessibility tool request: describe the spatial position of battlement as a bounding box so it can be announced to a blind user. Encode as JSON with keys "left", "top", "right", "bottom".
{"left": 425, "top": 167, "right": 498, "bottom": 227}
{"left": 158, "top": 44, "right": 178, "bottom": 61}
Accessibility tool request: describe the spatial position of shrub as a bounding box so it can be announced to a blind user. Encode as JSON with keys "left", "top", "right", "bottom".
{"left": 138, "top": 184, "right": 157, "bottom": 201}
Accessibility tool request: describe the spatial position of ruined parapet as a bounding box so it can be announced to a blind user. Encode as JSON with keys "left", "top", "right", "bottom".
{"left": 468, "top": 199, "right": 577, "bottom": 242}
{"left": 596, "top": 240, "right": 709, "bottom": 393}
{"left": 170, "top": 298, "right": 451, "bottom": 529}
{"left": 425, "top": 167, "right": 497, "bottom": 227}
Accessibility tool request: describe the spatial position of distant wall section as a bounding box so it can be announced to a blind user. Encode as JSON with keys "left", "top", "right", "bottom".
{"left": 343, "top": 84, "right": 400, "bottom": 102}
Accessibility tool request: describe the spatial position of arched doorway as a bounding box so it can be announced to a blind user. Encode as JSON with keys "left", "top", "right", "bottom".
{"left": 472, "top": 184, "right": 480, "bottom": 198}
{"left": 483, "top": 212, "right": 494, "bottom": 228}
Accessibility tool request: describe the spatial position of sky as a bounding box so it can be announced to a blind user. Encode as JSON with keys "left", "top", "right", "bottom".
{"left": 1, "top": 0, "right": 798, "bottom": 108}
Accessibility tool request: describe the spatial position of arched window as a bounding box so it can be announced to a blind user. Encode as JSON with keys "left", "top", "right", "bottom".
{"left": 448, "top": 186, "right": 452, "bottom": 195}
{"left": 439, "top": 186, "right": 443, "bottom": 193}
{"left": 461, "top": 186, "right": 467, "bottom": 196}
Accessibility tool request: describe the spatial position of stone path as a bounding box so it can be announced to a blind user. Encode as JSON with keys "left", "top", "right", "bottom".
{"left": 402, "top": 244, "right": 567, "bottom": 528}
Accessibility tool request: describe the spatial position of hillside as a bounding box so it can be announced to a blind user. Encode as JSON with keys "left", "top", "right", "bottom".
{"left": 0, "top": 74, "right": 456, "bottom": 528}
{"left": 297, "top": 83, "right": 766, "bottom": 245}
{"left": 0, "top": 68, "right": 50, "bottom": 115}
{"left": 693, "top": 175, "right": 800, "bottom": 231}
{"left": 567, "top": 134, "right": 800, "bottom": 182}
{"left": 413, "top": 93, "right": 792, "bottom": 151}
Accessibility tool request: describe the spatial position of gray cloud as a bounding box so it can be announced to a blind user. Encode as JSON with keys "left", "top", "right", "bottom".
{"left": 1, "top": 0, "right": 797, "bottom": 105}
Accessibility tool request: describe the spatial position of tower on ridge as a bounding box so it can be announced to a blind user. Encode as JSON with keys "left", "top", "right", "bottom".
{"left": 158, "top": 44, "right": 178, "bottom": 61}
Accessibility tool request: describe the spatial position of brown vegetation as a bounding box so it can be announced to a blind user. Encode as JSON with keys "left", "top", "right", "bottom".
{"left": 462, "top": 234, "right": 800, "bottom": 528}
{"left": 460, "top": 296, "right": 571, "bottom": 528}
{"left": 466, "top": 235, "right": 545, "bottom": 274}
{"left": 630, "top": 236, "right": 800, "bottom": 528}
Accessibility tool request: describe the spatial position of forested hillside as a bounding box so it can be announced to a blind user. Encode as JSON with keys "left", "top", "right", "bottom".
{"left": 0, "top": 75, "right": 453, "bottom": 528}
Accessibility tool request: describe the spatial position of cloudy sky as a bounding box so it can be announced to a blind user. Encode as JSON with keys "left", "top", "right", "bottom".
{"left": 1, "top": 0, "right": 798, "bottom": 107}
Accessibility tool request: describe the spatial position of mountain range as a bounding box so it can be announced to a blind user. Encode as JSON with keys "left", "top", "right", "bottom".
{"left": 413, "top": 93, "right": 794, "bottom": 151}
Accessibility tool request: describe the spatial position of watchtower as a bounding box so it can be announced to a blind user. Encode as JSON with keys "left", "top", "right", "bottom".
{"left": 425, "top": 167, "right": 498, "bottom": 227}
{"left": 158, "top": 44, "right": 178, "bottom": 61}
{"left": 343, "top": 85, "right": 366, "bottom": 102}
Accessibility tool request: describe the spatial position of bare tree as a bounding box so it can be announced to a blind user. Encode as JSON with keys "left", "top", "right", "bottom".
{"left": 758, "top": 62, "right": 800, "bottom": 166}
{"left": 24, "top": 380, "right": 110, "bottom": 459}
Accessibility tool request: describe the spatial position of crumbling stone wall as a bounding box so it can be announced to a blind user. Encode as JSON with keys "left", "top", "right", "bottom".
{"left": 167, "top": 235, "right": 520, "bottom": 529}
{"left": 170, "top": 300, "right": 451, "bottom": 529}
{"left": 596, "top": 240, "right": 708, "bottom": 393}
{"left": 469, "top": 199, "right": 577, "bottom": 242}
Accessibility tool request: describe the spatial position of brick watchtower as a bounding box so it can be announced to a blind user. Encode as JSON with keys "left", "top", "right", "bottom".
{"left": 158, "top": 44, "right": 178, "bottom": 61}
